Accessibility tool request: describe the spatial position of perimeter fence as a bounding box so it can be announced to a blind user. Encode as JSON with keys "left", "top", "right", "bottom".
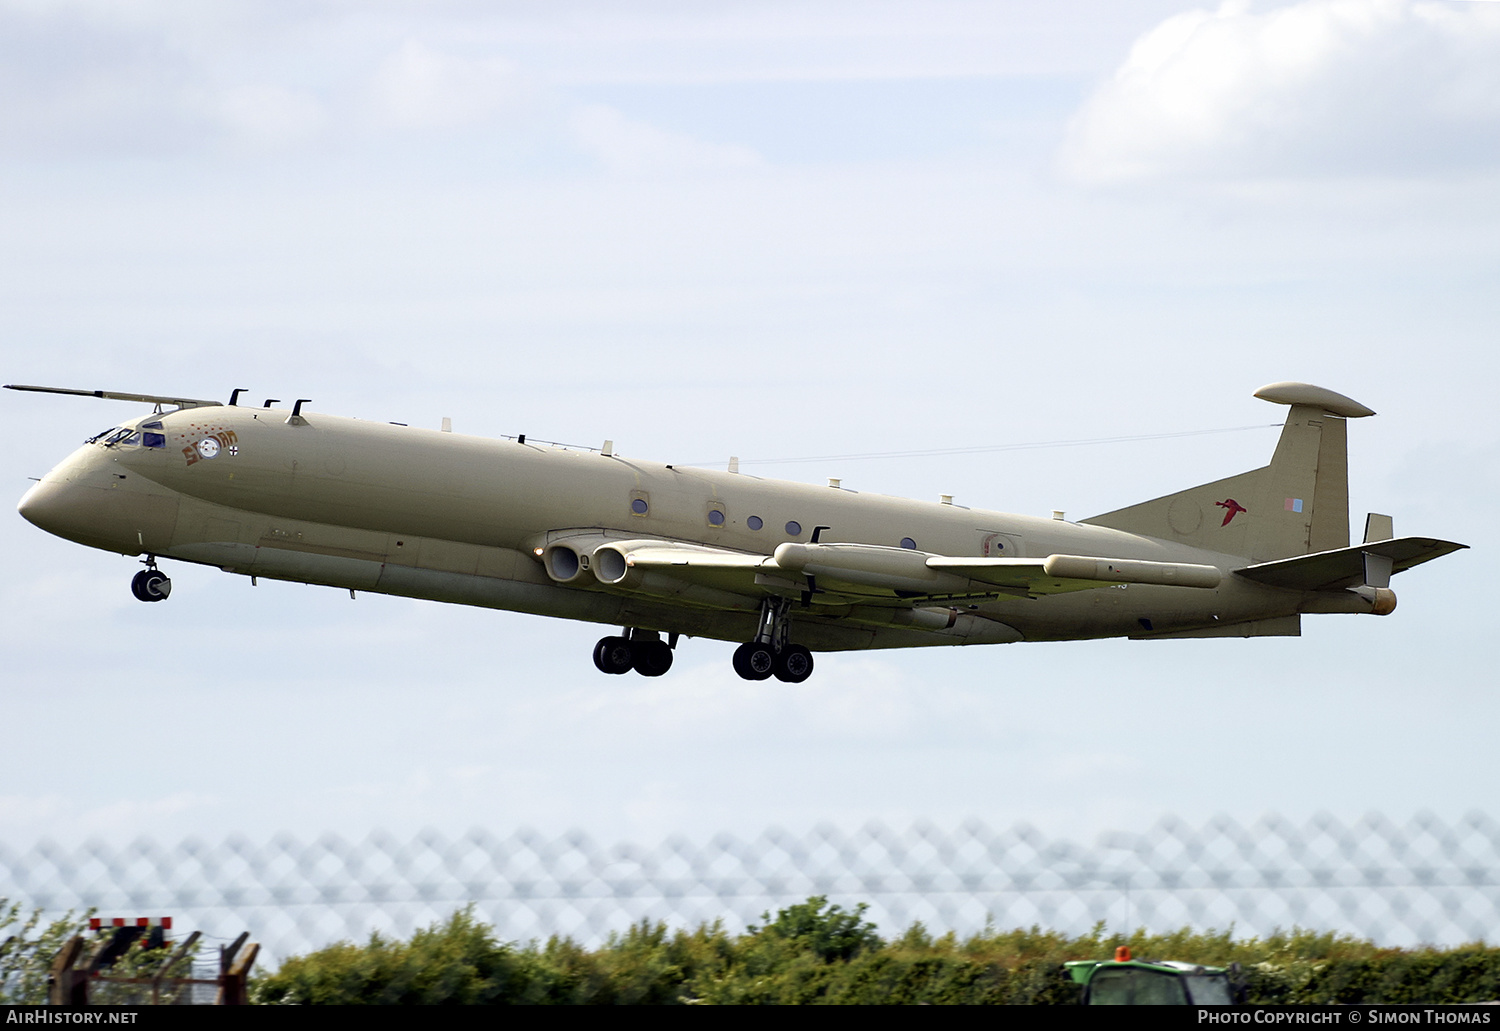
{"left": 3, "top": 812, "right": 1497, "bottom": 968}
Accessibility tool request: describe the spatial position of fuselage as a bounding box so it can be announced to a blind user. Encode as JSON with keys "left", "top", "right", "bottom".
{"left": 19, "top": 403, "right": 1322, "bottom": 652}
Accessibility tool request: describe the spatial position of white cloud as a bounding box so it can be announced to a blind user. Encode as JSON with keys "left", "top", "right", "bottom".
{"left": 569, "top": 103, "right": 764, "bottom": 176}
{"left": 366, "top": 40, "right": 530, "bottom": 131}
{"left": 217, "top": 84, "right": 325, "bottom": 152}
{"left": 1062, "top": 0, "right": 1500, "bottom": 183}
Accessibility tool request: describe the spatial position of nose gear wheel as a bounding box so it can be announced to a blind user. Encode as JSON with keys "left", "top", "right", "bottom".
{"left": 130, "top": 561, "right": 171, "bottom": 603}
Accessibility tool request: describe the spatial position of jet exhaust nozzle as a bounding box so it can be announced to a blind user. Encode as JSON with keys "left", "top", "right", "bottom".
{"left": 542, "top": 542, "right": 593, "bottom": 585}
{"left": 592, "top": 545, "right": 630, "bottom": 586}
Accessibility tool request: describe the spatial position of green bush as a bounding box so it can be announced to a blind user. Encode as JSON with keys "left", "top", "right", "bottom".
{"left": 253, "top": 900, "right": 1500, "bottom": 1005}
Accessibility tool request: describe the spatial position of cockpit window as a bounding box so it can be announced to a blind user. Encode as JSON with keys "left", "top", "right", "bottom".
{"left": 89, "top": 426, "right": 164, "bottom": 448}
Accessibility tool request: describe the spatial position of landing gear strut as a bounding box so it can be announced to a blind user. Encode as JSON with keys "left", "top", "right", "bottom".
{"left": 130, "top": 557, "right": 171, "bottom": 603}
{"left": 732, "top": 597, "right": 814, "bottom": 683}
{"left": 592, "top": 628, "right": 676, "bottom": 677}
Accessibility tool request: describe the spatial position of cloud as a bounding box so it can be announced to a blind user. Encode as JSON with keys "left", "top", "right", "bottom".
{"left": 217, "top": 84, "right": 326, "bottom": 151}
{"left": 366, "top": 40, "right": 531, "bottom": 132}
{"left": 0, "top": 5, "right": 213, "bottom": 156}
{"left": 0, "top": 8, "right": 540, "bottom": 158}
{"left": 1062, "top": 0, "right": 1500, "bottom": 183}
{"left": 569, "top": 103, "right": 764, "bottom": 176}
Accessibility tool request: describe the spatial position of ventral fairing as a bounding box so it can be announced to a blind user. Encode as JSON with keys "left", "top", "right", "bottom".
{"left": 9, "top": 382, "right": 1464, "bottom": 683}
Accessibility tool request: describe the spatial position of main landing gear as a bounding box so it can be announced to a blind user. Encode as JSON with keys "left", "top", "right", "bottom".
{"left": 590, "top": 601, "right": 816, "bottom": 683}
{"left": 593, "top": 628, "right": 676, "bottom": 677}
{"left": 731, "top": 597, "right": 814, "bottom": 684}
{"left": 130, "top": 557, "right": 171, "bottom": 603}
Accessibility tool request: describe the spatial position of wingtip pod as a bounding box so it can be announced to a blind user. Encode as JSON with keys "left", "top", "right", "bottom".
{"left": 1254, "top": 382, "right": 1375, "bottom": 418}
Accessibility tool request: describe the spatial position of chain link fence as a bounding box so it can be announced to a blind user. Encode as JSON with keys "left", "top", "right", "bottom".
{"left": 3, "top": 812, "right": 1496, "bottom": 967}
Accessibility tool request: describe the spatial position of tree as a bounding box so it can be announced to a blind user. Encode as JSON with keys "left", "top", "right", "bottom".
{"left": 748, "top": 896, "right": 883, "bottom": 963}
{"left": 0, "top": 899, "right": 91, "bottom": 1004}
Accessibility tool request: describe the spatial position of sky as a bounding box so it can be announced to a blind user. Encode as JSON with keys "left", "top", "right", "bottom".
{"left": 1, "top": 0, "right": 1497, "bottom": 891}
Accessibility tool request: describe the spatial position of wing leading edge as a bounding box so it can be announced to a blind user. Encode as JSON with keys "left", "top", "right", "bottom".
{"left": 582, "top": 537, "right": 1221, "bottom": 607}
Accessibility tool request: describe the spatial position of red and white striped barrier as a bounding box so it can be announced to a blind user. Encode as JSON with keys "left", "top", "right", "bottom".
{"left": 89, "top": 917, "right": 173, "bottom": 930}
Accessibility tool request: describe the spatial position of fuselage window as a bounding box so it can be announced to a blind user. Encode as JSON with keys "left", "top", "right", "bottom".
{"left": 785, "top": 520, "right": 802, "bottom": 536}
{"left": 631, "top": 498, "right": 649, "bottom": 515}
{"left": 900, "top": 537, "right": 917, "bottom": 550}
{"left": 142, "top": 432, "right": 166, "bottom": 449}
{"left": 747, "top": 515, "right": 763, "bottom": 531}
{"left": 707, "top": 509, "right": 725, "bottom": 526}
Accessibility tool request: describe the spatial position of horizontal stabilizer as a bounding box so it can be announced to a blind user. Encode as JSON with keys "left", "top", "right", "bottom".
{"left": 1234, "top": 537, "right": 1467, "bottom": 592}
{"left": 4, "top": 383, "right": 221, "bottom": 409}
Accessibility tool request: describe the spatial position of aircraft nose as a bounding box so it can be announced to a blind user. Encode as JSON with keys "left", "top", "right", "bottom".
{"left": 18, "top": 478, "right": 75, "bottom": 536}
{"left": 17, "top": 465, "right": 180, "bottom": 553}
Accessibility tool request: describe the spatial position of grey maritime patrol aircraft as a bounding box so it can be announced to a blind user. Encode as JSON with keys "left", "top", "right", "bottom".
{"left": 9, "top": 381, "right": 1465, "bottom": 683}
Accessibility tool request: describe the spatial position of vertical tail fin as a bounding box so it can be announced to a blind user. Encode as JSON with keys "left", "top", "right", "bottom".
{"left": 1081, "top": 383, "right": 1375, "bottom": 561}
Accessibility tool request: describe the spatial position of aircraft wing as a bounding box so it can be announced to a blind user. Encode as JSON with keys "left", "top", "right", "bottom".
{"left": 4, "top": 384, "right": 222, "bottom": 409}
{"left": 1233, "top": 537, "right": 1468, "bottom": 592}
{"left": 597, "top": 538, "right": 1220, "bottom": 606}
{"left": 607, "top": 541, "right": 772, "bottom": 597}
{"left": 927, "top": 554, "right": 1222, "bottom": 593}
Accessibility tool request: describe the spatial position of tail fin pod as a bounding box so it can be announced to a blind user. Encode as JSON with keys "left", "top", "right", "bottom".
{"left": 1081, "top": 383, "right": 1375, "bottom": 562}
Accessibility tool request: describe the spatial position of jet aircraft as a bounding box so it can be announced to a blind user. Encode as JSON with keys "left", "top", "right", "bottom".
{"left": 9, "top": 381, "right": 1465, "bottom": 683}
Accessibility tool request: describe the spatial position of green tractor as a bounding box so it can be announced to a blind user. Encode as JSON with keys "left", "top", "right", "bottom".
{"left": 1065, "top": 947, "right": 1241, "bottom": 1005}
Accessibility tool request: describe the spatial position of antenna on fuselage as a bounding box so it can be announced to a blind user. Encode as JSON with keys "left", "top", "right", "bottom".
{"left": 264, "top": 399, "right": 279, "bottom": 408}
{"left": 228, "top": 388, "right": 246, "bottom": 406}
{"left": 287, "top": 399, "right": 311, "bottom": 426}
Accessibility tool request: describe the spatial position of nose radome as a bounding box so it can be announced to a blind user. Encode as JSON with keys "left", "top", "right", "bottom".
{"left": 18, "top": 478, "right": 69, "bottom": 534}
{"left": 17, "top": 465, "right": 180, "bottom": 554}
{"left": 17, "top": 476, "right": 113, "bottom": 545}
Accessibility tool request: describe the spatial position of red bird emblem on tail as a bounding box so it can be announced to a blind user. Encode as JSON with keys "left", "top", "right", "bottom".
{"left": 1215, "top": 498, "right": 1247, "bottom": 526}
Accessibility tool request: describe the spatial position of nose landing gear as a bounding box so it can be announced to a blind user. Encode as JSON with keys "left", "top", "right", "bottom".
{"left": 130, "top": 557, "right": 171, "bottom": 603}
{"left": 592, "top": 628, "right": 676, "bottom": 677}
